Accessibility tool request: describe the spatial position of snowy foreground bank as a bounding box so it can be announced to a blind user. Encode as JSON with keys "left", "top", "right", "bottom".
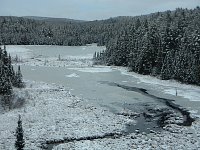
{"left": 0, "top": 80, "right": 200, "bottom": 149}
{"left": 0, "top": 80, "right": 128, "bottom": 149}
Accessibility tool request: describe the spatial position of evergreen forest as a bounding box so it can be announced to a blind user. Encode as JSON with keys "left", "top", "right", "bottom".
{"left": 0, "top": 7, "right": 200, "bottom": 85}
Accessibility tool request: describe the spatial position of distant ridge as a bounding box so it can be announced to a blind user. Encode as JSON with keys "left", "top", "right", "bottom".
{"left": 23, "top": 16, "right": 85, "bottom": 23}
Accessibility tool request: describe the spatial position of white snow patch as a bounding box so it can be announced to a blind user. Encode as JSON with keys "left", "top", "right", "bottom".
{"left": 65, "top": 73, "right": 80, "bottom": 78}
{"left": 189, "top": 110, "right": 198, "bottom": 114}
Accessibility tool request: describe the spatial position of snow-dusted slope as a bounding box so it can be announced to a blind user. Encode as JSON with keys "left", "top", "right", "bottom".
{"left": 0, "top": 81, "right": 128, "bottom": 149}
{"left": 0, "top": 80, "right": 200, "bottom": 150}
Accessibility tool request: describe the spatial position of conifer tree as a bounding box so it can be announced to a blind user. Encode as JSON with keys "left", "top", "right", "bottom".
{"left": 14, "top": 66, "right": 24, "bottom": 88}
{"left": 0, "top": 66, "right": 12, "bottom": 95}
{"left": 15, "top": 115, "right": 25, "bottom": 150}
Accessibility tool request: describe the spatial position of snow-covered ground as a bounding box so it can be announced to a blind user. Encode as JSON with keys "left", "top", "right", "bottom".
{"left": 15, "top": 56, "right": 93, "bottom": 68}
{"left": 0, "top": 80, "right": 129, "bottom": 149}
{"left": 1, "top": 80, "right": 200, "bottom": 150}
{"left": 3, "top": 45, "right": 200, "bottom": 149}
{"left": 53, "top": 126, "right": 200, "bottom": 150}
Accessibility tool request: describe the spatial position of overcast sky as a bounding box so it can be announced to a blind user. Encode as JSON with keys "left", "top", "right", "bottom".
{"left": 0, "top": 0, "right": 199, "bottom": 20}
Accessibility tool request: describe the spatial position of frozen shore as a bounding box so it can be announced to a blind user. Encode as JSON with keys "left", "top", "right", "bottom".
{"left": 114, "top": 66, "right": 200, "bottom": 102}
{"left": 7, "top": 45, "right": 95, "bottom": 68}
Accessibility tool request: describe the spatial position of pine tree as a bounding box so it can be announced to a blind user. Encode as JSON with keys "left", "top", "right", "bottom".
{"left": 15, "top": 115, "right": 25, "bottom": 150}
{"left": 135, "top": 18, "right": 141, "bottom": 30}
{"left": 0, "top": 66, "right": 13, "bottom": 95}
{"left": 14, "top": 66, "right": 24, "bottom": 88}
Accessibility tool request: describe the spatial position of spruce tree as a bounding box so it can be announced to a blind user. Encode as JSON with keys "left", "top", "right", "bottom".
{"left": 0, "top": 67, "right": 12, "bottom": 95}
{"left": 15, "top": 115, "right": 25, "bottom": 150}
{"left": 14, "top": 66, "right": 24, "bottom": 88}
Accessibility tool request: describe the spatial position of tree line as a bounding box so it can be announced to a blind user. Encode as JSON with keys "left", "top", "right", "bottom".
{"left": 93, "top": 7, "right": 200, "bottom": 85}
{"left": 0, "top": 16, "right": 120, "bottom": 46}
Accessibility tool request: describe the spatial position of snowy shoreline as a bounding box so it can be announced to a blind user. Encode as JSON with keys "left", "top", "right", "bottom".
{"left": 7, "top": 45, "right": 96, "bottom": 68}
{"left": 112, "top": 66, "right": 200, "bottom": 102}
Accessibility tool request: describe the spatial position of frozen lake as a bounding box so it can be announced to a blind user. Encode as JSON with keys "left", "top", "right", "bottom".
{"left": 20, "top": 65, "right": 161, "bottom": 111}
{"left": 12, "top": 45, "right": 161, "bottom": 112}
{"left": 8, "top": 45, "right": 200, "bottom": 115}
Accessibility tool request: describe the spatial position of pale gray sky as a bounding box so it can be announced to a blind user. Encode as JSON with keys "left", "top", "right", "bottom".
{"left": 0, "top": 0, "right": 199, "bottom": 20}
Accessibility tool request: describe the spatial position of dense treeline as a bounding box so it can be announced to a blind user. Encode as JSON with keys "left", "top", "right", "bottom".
{"left": 0, "top": 7, "right": 200, "bottom": 85}
{"left": 0, "top": 16, "right": 123, "bottom": 46}
{"left": 94, "top": 7, "right": 200, "bottom": 85}
{"left": 0, "top": 15, "right": 146, "bottom": 46}
{"left": 0, "top": 45, "right": 24, "bottom": 96}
